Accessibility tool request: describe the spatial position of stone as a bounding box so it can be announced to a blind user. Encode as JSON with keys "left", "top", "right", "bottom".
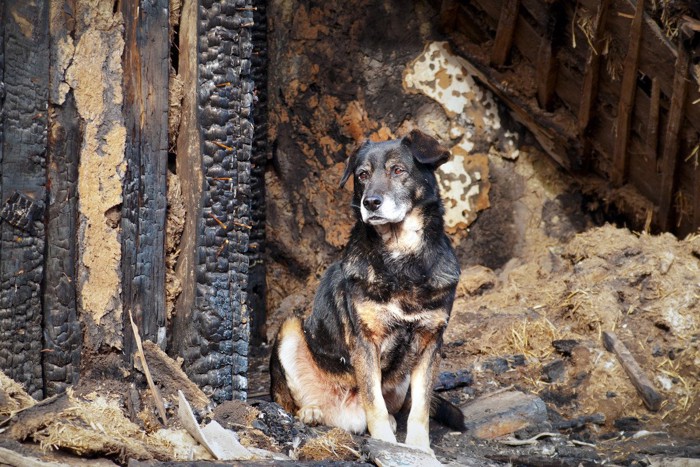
{"left": 461, "top": 390, "right": 548, "bottom": 439}
{"left": 362, "top": 438, "right": 443, "bottom": 467}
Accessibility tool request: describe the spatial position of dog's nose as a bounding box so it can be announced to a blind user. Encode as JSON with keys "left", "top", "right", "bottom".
{"left": 363, "top": 195, "right": 383, "bottom": 211}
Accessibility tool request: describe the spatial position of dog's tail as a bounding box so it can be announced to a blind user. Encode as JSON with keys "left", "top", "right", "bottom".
{"left": 430, "top": 393, "right": 465, "bottom": 431}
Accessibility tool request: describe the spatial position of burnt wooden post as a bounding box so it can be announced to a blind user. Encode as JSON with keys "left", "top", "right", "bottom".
{"left": 0, "top": 0, "right": 49, "bottom": 399}
{"left": 121, "top": 0, "right": 170, "bottom": 356}
{"left": 535, "top": 0, "right": 564, "bottom": 111}
{"left": 249, "top": 0, "right": 268, "bottom": 343}
{"left": 647, "top": 77, "right": 661, "bottom": 162}
{"left": 490, "top": 0, "right": 520, "bottom": 67}
{"left": 44, "top": 92, "right": 82, "bottom": 396}
{"left": 43, "top": 1, "right": 85, "bottom": 397}
{"left": 657, "top": 39, "right": 690, "bottom": 231}
{"left": 577, "top": 0, "right": 611, "bottom": 136}
{"left": 171, "top": 0, "right": 255, "bottom": 401}
{"left": 612, "top": 0, "right": 644, "bottom": 186}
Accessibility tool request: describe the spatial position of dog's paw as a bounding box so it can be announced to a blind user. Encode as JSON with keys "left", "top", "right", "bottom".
{"left": 297, "top": 405, "right": 324, "bottom": 426}
{"left": 389, "top": 414, "right": 397, "bottom": 434}
{"left": 405, "top": 426, "right": 433, "bottom": 456}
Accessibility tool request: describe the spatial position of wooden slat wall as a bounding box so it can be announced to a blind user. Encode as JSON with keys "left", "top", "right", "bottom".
{"left": 436, "top": 0, "right": 700, "bottom": 234}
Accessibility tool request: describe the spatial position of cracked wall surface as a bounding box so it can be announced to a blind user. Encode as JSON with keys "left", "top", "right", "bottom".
{"left": 66, "top": 0, "right": 126, "bottom": 351}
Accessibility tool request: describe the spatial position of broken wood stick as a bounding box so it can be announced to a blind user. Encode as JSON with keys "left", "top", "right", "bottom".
{"left": 602, "top": 331, "right": 663, "bottom": 411}
{"left": 129, "top": 310, "right": 168, "bottom": 423}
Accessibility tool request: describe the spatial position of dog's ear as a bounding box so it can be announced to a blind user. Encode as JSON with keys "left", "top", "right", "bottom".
{"left": 339, "top": 141, "right": 368, "bottom": 188}
{"left": 402, "top": 129, "right": 450, "bottom": 168}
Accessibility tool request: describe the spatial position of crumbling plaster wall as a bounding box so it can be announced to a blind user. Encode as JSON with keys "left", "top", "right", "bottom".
{"left": 51, "top": 0, "right": 126, "bottom": 351}
{"left": 265, "top": 0, "right": 596, "bottom": 332}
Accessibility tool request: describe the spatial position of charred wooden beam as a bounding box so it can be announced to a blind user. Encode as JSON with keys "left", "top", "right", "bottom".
{"left": 612, "top": 0, "right": 645, "bottom": 186}
{"left": 577, "top": 0, "right": 611, "bottom": 136}
{"left": 490, "top": 0, "right": 520, "bottom": 67}
{"left": 121, "top": 0, "right": 169, "bottom": 357}
{"left": 535, "top": 0, "right": 564, "bottom": 111}
{"left": 249, "top": 0, "right": 268, "bottom": 344}
{"left": 657, "top": 39, "right": 690, "bottom": 231}
{"left": 43, "top": 0, "right": 83, "bottom": 397}
{"left": 648, "top": 77, "right": 661, "bottom": 162}
{"left": 44, "top": 91, "right": 82, "bottom": 397}
{"left": 0, "top": 0, "right": 49, "bottom": 399}
{"left": 172, "top": 0, "right": 254, "bottom": 402}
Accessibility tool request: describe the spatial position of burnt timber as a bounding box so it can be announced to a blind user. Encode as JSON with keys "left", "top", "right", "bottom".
{"left": 170, "top": 0, "right": 255, "bottom": 402}
{"left": 0, "top": 0, "right": 49, "bottom": 400}
{"left": 432, "top": 0, "right": 700, "bottom": 236}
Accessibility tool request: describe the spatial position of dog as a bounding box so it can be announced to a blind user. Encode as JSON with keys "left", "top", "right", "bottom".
{"left": 270, "top": 130, "right": 462, "bottom": 453}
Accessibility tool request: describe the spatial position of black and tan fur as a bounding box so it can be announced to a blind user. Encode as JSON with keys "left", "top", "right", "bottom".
{"left": 270, "top": 130, "right": 462, "bottom": 453}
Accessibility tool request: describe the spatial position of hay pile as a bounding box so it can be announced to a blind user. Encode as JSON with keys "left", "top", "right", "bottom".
{"left": 445, "top": 224, "right": 700, "bottom": 438}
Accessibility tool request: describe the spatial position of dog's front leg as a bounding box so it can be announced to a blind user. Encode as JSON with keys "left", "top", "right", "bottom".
{"left": 355, "top": 341, "right": 397, "bottom": 443}
{"left": 405, "top": 335, "right": 440, "bottom": 454}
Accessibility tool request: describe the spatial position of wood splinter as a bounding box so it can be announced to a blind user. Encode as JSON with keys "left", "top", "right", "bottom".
{"left": 602, "top": 331, "right": 663, "bottom": 411}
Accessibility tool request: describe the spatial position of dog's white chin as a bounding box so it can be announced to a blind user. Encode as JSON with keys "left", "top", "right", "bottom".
{"left": 361, "top": 203, "right": 408, "bottom": 225}
{"left": 363, "top": 214, "right": 406, "bottom": 225}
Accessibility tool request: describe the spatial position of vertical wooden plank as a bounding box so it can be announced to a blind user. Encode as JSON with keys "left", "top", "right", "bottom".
{"left": 648, "top": 77, "right": 661, "bottom": 162}
{"left": 612, "top": 0, "right": 644, "bottom": 186}
{"left": 43, "top": 0, "right": 82, "bottom": 398}
{"left": 657, "top": 40, "right": 690, "bottom": 231}
{"left": 536, "top": 1, "right": 563, "bottom": 111}
{"left": 249, "top": 0, "right": 268, "bottom": 343}
{"left": 44, "top": 91, "right": 82, "bottom": 396}
{"left": 695, "top": 156, "right": 700, "bottom": 231}
{"left": 578, "top": 0, "right": 611, "bottom": 134}
{"left": 439, "top": 0, "right": 459, "bottom": 31}
{"left": 490, "top": 0, "right": 520, "bottom": 67}
{"left": 0, "top": 0, "right": 49, "bottom": 399}
{"left": 171, "top": 0, "right": 255, "bottom": 402}
{"left": 121, "top": 0, "right": 170, "bottom": 357}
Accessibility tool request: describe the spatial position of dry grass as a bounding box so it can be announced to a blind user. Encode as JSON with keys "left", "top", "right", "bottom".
{"left": 30, "top": 390, "right": 173, "bottom": 462}
{"left": 297, "top": 428, "right": 359, "bottom": 461}
{"left": 0, "top": 371, "right": 35, "bottom": 418}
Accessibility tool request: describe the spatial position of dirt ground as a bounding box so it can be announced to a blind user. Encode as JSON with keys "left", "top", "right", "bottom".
{"left": 249, "top": 218, "right": 700, "bottom": 464}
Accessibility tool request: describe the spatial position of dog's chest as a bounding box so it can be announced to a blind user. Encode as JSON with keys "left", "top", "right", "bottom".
{"left": 355, "top": 297, "right": 447, "bottom": 343}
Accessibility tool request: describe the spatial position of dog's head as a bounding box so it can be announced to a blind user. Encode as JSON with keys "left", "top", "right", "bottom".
{"left": 339, "top": 130, "right": 450, "bottom": 225}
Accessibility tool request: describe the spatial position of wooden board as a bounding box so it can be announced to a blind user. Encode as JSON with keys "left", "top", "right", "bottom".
{"left": 0, "top": 0, "right": 50, "bottom": 399}
{"left": 121, "top": 0, "right": 170, "bottom": 357}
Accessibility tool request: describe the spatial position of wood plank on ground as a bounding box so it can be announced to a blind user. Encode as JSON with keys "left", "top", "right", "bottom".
{"left": 602, "top": 331, "right": 663, "bottom": 411}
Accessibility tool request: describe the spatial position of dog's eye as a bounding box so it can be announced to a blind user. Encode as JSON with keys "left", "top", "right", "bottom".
{"left": 357, "top": 171, "right": 369, "bottom": 182}
{"left": 392, "top": 166, "right": 405, "bottom": 176}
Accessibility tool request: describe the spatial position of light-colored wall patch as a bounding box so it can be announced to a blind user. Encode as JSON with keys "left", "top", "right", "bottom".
{"left": 404, "top": 41, "right": 517, "bottom": 231}
{"left": 66, "top": 2, "right": 127, "bottom": 349}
